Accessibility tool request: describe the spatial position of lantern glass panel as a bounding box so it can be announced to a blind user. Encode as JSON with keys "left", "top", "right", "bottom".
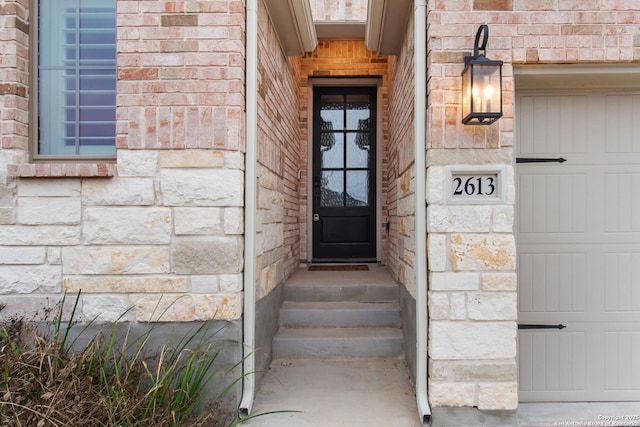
{"left": 473, "top": 64, "right": 501, "bottom": 114}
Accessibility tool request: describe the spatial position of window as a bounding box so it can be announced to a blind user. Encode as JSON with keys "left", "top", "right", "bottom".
{"left": 35, "top": 0, "right": 116, "bottom": 157}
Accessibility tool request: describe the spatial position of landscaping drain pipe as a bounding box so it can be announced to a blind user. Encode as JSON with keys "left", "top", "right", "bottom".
{"left": 414, "top": 0, "right": 432, "bottom": 424}
{"left": 239, "top": 0, "right": 258, "bottom": 418}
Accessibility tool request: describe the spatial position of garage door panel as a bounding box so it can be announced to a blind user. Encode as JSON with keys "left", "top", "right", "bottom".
{"left": 517, "top": 90, "right": 640, "bottom": 402}
{"left": 604, "top": 331, "right": 640, "bottom": 391}
{"left": 518, "top": 331, "right": 587, "bottom": 392}
{"left": 605, "top": 173, "right": 640, "bottom": 232}
{"left": 518, "top": 252, "right": 586, "bottom": 313}
{"left": 519, "top": 95, "right": 588, "bottom": 155}
{"left": 518, "top": 173, "right": 586, "bottom": 234}
{"left": 605, "top": 253, "right": 640, "bottom": 312}
{"left": 605, "top": 94, "right": 640, "bottom": 154}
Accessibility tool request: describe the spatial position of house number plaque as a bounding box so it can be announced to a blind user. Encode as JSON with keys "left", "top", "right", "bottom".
{"left": 452, "top": 174, "right": 497, "bottom": 198}
{"left": 446, "top": 167, "right": 505, "bottom": 205}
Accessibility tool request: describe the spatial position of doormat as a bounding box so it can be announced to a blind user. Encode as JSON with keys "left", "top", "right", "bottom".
{"left": 308, "top": 265, "right": 369, "bottom": 271}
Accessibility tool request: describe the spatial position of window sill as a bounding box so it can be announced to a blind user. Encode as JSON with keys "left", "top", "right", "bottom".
{"left": 7, "top": 163, "right": 116, "bottom": 178}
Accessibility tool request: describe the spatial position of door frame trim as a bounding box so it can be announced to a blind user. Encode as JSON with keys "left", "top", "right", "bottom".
{"left": 306, "top": 78, "right": 383, "bottom": 262}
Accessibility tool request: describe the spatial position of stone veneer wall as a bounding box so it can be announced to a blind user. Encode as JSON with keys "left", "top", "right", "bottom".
{"left": 255, "top": 0, "right": 301, "bottom": 299}
{"left": 425, "top": 0, "right": 640, "bottom": 411}
{"left": 387, "top": 7, "right": 416, "bottom": 294}
{"left": 297, "top": 40, "right": 391, "bottom": 263}
{"left": 0, "top": 1, "right": 246, "bottom": 324}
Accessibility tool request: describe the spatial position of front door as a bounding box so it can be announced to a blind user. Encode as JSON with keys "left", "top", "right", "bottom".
{"left": 312, "top": 86, "right": 377, "bottom": 260}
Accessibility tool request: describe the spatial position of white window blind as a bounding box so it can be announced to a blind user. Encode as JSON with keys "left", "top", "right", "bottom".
{"left": 38, "top": 0, "right": 116, "bottom": 156}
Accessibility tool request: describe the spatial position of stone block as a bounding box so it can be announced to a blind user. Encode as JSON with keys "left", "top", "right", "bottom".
{"left": 18, "top": 197, "right": 81, "bottom": 225}
{"left": 174, "top": 207, "right": 222, "bottom": 235}
{"left": 82, "top": 178, "right": 155, "bottom": 205}
{"left": 62, "top": 246, "right": 170, "bottom": 274}
{"left": 0, "top": 247, "right": 45, "bottom": 264}
{"left": 0, "top": 265, "right": 61, "bottom": 294}
{"left": 224, "top": 207, "right": 244, "bottom": 234}
{"left": 64, "top": 276, "right": 188, "bottom": 293}
{"left": 427, "top": 148, "right": 514, "bottom": 166}
{"left": 427, "top": 234, "right": 447, "bottom": 271}
{"left": 190, "top": 275, "right": 219, "bottom": 293}
{"left": 131, "top": 293, "right": 242, "bottom": 322}
{"left": 0, "top": 295, "right": 76, "bottom": 322}
{"left": 453, "top": 362, "right": 517, "bottom": 382}
{"left": 396, "top": 195, "right": 413, "bottom": 216}
{"left": 195, "top": 293, "right": 242, "bottom": 320}
{"left": 219, "top": 274, "right": 242, "bottom": 292}
{"left": 84, "top": 207, "right": 172, "bottom": 244}
{"left": 482, "top": 272, "right": 517, "bottom": 291}
{"left": 430, "top": 272, "right": 479, "bottom": 291}
{"left": 428, "top": 206, "right": 492, "bottom": 233}
{"left": 430, "top": 321, "right": 517, "bottom": 360}
{"left": 426, "top": 166, "right": 444, "bottom": 205}
{"left": 158, "top": 149, "right": 224, "bottom": 168}
{"left": 428, "top": 292, "right": 450, "bottom": 319}
{"left": 0, "top": 179, "right": 16, "bottom": 207}
{"left": 450, "top": 234, "right": 516, "bottom": 271}
{"left": 257, "top": 263, "right": 277, "bottom": 299}
{"left": 47, "top": 247, "right": 61, "bottom": 264}
{"left": 160, "top": 169, "right": 243, "bottom": 206}
{"left": 399, "top": 170, "right": 413, "bottom": 198}
{"left": 224, "top": 151, "right": 244, "bottom": 169}
{"left": 0, "top": 207, "right": 15, "bottom": 224}
{"left": 477, "top": 382, "right": 518, "bottom": 411}
{"left": 258, "top": 188, "right": 284, "bottom": 219}
{"left": 261, "top": 223, "right": 284, "bottom": 252}
{"left": 429, "top": 382, "right": 476, "bottom": 407}
{"left": 429, "top": 360, "right": 450, "bottom": 382}
{"left": 450, "top": 293, "right": 467, "bottom": 319}
{"left": 0, "top": 226, "right": 81, "bottom": 246}
{"left": 117, "top": 150, "right": 158, "bottom": 176}
{"left": 82, "top": 295, "right": 130, "bottom": 322}
{"left": 492, "top": 205, "right": 514, "bottom": 232}
{"left": 467, "top": 292, "right": 517, "bottom": 320}
{"left": 172, "top": 236, "right": 243, "bottom": 274}
{"left": 17, "top": 179, "right": 81, "bottom": 197}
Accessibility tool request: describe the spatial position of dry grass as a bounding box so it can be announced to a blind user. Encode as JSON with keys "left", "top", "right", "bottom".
{"left": 0, "top": 296, "right": 239, "bottom": 427}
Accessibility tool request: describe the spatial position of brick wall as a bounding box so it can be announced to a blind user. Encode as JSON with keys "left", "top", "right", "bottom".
{"left": 0, "top": 0, "right": 246, "bottom": 323}
{"left": 297, "top": 40, "right": 391, "bottom": 262}
{"left": 0, "top": 0, "right": 29, "bottom": 214}
{"left": 255, "top": 0, "right": 302, "bottom": 299}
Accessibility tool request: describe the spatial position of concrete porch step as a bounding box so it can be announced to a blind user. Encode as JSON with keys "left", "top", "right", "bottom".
{"left": 283, "top": 282, "right": 398, "bottom": 303}
{"left": 280, "top": 301, "right": 401, "bottom": 328}
{"left": 273, "top": 327, "right": 404, "bottom": 358}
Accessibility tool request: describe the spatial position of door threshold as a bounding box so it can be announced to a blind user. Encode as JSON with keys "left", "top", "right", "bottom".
{"left": 311, "top": 258, "right": 377, "bottom": 264}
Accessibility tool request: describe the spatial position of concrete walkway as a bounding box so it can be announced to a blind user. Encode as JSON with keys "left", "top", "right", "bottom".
{"left": 244, "top": 357, "right": 422, "bottom": 427}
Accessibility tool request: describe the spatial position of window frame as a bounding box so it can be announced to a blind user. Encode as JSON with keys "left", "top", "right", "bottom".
{"left": 29, "top": 0, "right": 117, "bottom": 162}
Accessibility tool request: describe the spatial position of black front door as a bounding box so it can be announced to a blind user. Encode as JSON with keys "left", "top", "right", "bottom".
{"left": 312, "top": 86, "right": 377, "bottom": 260}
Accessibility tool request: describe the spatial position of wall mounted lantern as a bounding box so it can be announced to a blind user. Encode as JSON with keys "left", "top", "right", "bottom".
{"left": 462, "top": 25, "right": 503, "bottom": 125}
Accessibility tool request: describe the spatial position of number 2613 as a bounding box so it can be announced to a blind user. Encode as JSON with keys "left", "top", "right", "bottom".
{"left": 452, "top": 176, "right": 495, "bottom": 197}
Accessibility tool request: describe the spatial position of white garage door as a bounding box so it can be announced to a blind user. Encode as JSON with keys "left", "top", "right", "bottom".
{"left": 517, "top": 90, "right": 640, "bottom": 402}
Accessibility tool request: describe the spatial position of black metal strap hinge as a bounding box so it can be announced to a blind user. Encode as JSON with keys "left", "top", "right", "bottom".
{"left": 518, "top": 324, "right": 567, "bottom": 330}
{"left": 516, "top": 157, "right": 567, "bottom": 164}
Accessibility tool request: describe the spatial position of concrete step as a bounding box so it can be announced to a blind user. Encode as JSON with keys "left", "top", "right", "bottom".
{"left": 283, "top": 282, "right": 398, "bottom": 303}
{"left": 273, "top": 327, "right": 404, "bottom": 358}
{"left": 280, "top": 301, "right": 401, "bottom": 328}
